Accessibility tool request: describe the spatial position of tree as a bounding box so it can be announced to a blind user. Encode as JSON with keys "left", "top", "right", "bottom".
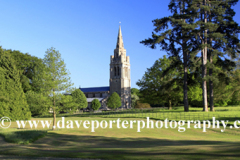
{"left": 107, "top": 92, "right": 122, "bottom": 109}
{"left": 6, "top": 49, "right": 47, "bottom": 93}
{"left": 25, "top": 91, "right": 50, "bottom": 116}
{"left": 189, "top": 0, "right": 240, "bottom": 111}
{"left": 137, "top": 56, "right": 183, "bottom": 109}
{"left": 91, "top": 99, "right": 101, "bottom": 111}
{"left": 141, "top": 0, "right": 196, "bottom": 111}
{"left": 0, "top": 48, "right": 31, "bottom": 120}
{"left": 71, "top": 89, "right": 88, "bottom": 110}
{"left": 142, "top": 0, "right": 240, "bottom": 112}
{"left": 131, "top": 94, "right": 139, "bottom": 108}
{"left": 43, "top": 47, "right": 73, "bottom": 130}
{"left": 59, "top": 94, "right": 77, "bottom": 114}
{"left": 131, "top": 88, "right": 140, "bottom": 96}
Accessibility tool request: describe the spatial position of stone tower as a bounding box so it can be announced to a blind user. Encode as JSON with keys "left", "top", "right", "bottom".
{"left": 110, "top": 25, "right": 131, "bottom": 109}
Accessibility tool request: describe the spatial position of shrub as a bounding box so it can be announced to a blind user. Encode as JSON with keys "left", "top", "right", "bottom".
{"left": 72, "top": 89, "right": 88, "bottom": 109}
{"left": 134, "top": 101, "right": 151, "bottom": 108}
{"left": 107, "top": 92, "right": 122, "bottom": 109}
{"left": 91, "top": 99, "right": 101, "bottom": 111}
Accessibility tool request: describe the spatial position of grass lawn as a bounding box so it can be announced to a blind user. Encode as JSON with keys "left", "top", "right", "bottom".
{"left": 0, "top": 106, "right": 240, "bottom": 159}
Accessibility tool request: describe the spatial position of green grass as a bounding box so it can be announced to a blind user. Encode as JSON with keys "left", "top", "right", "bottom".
{"left": 0, "top": 129, "right": 48, "bottom": 144}
{"left": 41, "top": 106, "right": 240, "bottom": 126}
{"left": 1, "top": 106, "right": 240, "bottom": 159}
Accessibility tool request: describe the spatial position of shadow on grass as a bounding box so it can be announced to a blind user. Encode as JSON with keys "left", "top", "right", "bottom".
{"left": 0, "top": 130, "right": 47, "bottom": 144}
{"left": 1, "top": 132, "right": 240, "bottom": 159}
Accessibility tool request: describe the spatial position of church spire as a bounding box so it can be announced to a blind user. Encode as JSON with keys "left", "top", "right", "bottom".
{"left": 116, "top": 25, "right": 124, "bottom": 49}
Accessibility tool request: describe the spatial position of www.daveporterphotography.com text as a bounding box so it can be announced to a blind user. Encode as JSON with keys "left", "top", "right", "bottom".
{"left": 11, "top": 117, "right": 240, "bottom": 132}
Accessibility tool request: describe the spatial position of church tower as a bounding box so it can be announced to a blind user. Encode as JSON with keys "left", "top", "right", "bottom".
{"left": 110, "top": 25, "right": 131, "bottom": 109}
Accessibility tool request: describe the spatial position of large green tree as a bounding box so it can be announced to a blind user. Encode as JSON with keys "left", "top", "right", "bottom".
{"left": 137, "top": 56, "right": 183, "bottom": 109}
{"left": 188, "top": 0, "right": 240, "bottom": 111}
{"left": 0, "top": 48, "right": 31, "bottom": 120}
{"left": 141, "top": 0, "right": 240, "bottom": 112}
{"left": 43, "top": 47, "right": 73, "bottom": 130}
{"left": 141, "top": 0, "right": 196, "bottom": 111}
{"left": 6, "top": 49, "right": 47, "bottom": 93}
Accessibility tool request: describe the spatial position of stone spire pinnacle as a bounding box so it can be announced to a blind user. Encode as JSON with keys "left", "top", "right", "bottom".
{"left": 116, "top": 25, "right": 124, "bottom": 49}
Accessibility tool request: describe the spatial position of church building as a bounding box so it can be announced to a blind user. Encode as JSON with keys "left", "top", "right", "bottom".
{"left": 80, "top": 26, "right": 131, "bottom": 110}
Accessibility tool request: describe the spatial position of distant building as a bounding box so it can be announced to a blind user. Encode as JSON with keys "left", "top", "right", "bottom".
{"left": 80, "top": 26, "right": 131, "bottom": 110}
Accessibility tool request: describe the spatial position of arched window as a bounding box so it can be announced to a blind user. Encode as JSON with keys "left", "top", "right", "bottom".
{"left": 117, "top": 67, "right": 120, "bottom": 76}
{"left": 114, "top": 67, "right": 116, "bottom": 76}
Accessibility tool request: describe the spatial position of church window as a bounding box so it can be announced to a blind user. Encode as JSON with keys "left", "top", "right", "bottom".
{"left": 118, "top": 67, "right": 120, "bottom": 76}
{"left": 114, "top": 67, "right": 116, "bottom": 76}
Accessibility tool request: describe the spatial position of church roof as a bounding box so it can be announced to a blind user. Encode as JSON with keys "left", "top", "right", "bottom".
{"left": 80, "top": 86, "right": 110, "bottom": 93}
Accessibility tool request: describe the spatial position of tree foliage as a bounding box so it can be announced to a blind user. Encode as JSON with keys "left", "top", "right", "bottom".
{"left": 131, "top": 88, "right": 140, "bottom": 96}
{"left": 6, "top": 49, "right": 47, "bottom": 93}
{"left": 131, "top": 94, "right": 139, "bottom": 108}
{"left": 25, "top": 91, "right": 50, "bottom": 116}
{"left": 71, "top": 89, "right": 88, "bottom": 110}
{"left": 91, "top": 99, "right": 101, "bottom": 111}
{"left": 137, "top": 56, "right": 183, "bottom": 109}
{"left": 107, "top": 92, "right": 122, "bottom": 109}
{"left": 0, "top": 48, "right": 31, "bottom": 120}
{"left": 141, "top": 0, "right": 240, "bottom": 111}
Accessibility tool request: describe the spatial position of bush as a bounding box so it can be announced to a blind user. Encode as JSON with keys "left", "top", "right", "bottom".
{"left": 134, "top": 101, "right": 151, "bottom": 108}
{"left": 72, "top": 89, "right": 88, "bottom": 109}
{"left": 91, "top": 99, "right": 101, "bottom": 111}
{"left": 107, "top": 92, "right": 122, "bottom": 109}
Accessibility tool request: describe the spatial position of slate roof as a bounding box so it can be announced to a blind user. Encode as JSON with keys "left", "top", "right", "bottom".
{"left": 80, "top": 86, "right": 110, "bottom": 93}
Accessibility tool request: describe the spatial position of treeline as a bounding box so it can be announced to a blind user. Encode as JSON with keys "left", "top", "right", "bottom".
{"left": 136, "top": 55, "right": 240, "bottom": 109}
{"left": 0, "top": 47, "right": 126, "bottom": 126}
{"left": 138, "top": 0, "right": 240, "bottom": 112}
{"left": 0, "top": 47, "right": 88, "bottom": 124}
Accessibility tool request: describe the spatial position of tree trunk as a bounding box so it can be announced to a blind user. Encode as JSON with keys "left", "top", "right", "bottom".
{"left": 168, "top": 100, "right": 172, "bottom": 110}
{"left": 209, "top": 38, "right": 214, "bottom": 111}
{"left": 183, "top": 54, "right": 189, "bottom": 112}
{"left": 182, "top": 0, "right": 189, "bottom": 112}
{"left": 209, "top": 2, "right": 214, "bottom": 111}
{"left": 202, "top": 0, "right": 208, "bottom": 112}
{"left": 209, "top": 55, "right": 214, "bottom": 111}
{"left": 53, "top": 109, "right": 56, "bottom": 130}
{"left": 52, "top": 91, "right": 56, "bottom": 130}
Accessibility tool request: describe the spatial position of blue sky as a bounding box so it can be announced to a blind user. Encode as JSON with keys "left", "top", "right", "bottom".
{"left": 0, "top": 0, "right": 240, "bottom": 89}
